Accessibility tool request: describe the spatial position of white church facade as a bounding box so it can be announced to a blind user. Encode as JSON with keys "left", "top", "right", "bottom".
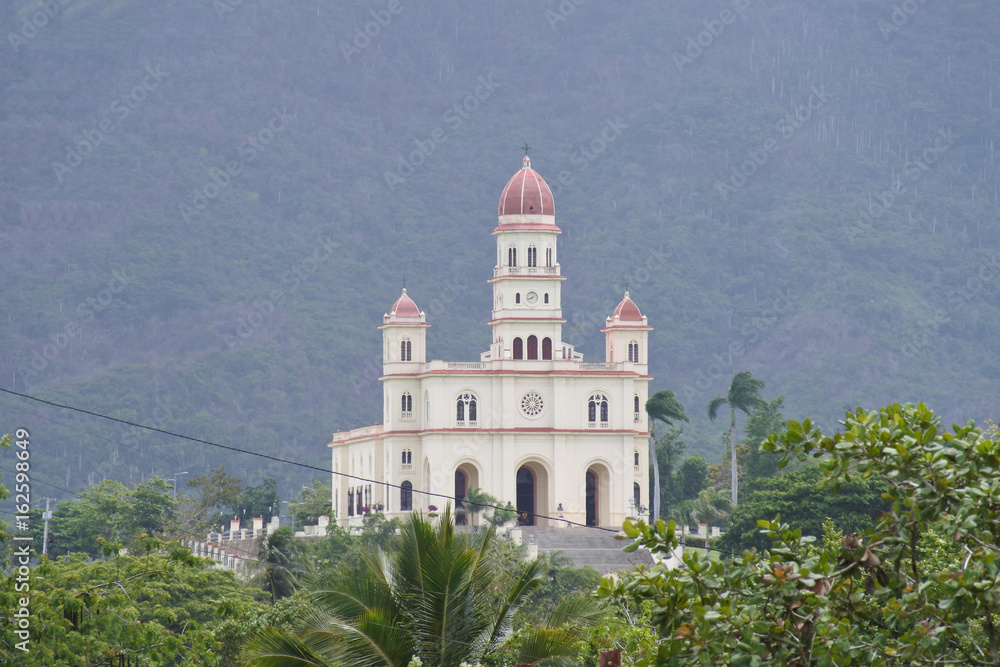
{"left": 329, "top": 156, "right": 652, "bottom": 528}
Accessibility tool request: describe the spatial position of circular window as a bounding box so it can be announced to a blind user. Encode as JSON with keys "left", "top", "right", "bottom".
{"left": 520, "top": 391, "right": 544, "bottom": 418}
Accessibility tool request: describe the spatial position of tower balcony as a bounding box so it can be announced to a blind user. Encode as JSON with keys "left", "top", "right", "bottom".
{"left": 493, "top": 265, "right": 560, "bottom": 278}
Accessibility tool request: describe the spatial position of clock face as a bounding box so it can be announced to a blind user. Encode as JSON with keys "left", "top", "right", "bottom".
{"left": 525, "top": 291, "right": 539, "bottom": 305}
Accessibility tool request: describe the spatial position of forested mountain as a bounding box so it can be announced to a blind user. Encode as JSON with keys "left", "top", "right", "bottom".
{"left": 1, "top": 0, "right": 998, "bottom": 499}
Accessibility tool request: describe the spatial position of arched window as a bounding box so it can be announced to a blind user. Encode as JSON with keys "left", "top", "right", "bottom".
{"left": 508, "top": 246, "right": 517, "bottom": 267}
{"left": 401, "top": 449, "right": 412, "bottom": 467}
{"left": 544, "top": 293, "right": 549, "bottom": 304}
{"left": 401, "top": 392, "right": 413, "bottom": 415}
{"left": 513, "top": 337, "right": 523, "bottom": 359}
{"left": 527, "top": 335, "right": 538, "bottom": 360}
{"left": 634, "top": 450, "right": 640, "bottom": 466}
{"left": 588, "top": 394, "right": 609, "bottom": 426}
{"left": 457, "top": 393, "right": 477, "bottom": 425}
{"left": 348, "top": 487, "right": 354, "bottom": 516}
{"left": 515, "top": 293, "right": 521, "bottom": 304}
{"left": 627, "top": 341, "right": 639, "bottom": 362}
{"left": 634, "top": 482, "right": 642, "bottom": 509}
{"left": 527, "top": 245, "right": 537, "bottom": 267}
{"left": 400, "top": 481, "right": 412, "bottom": 511}
{"left": 401, "top": 338, "right": 412, "bottom": 361}
{"left": 355, "top": 488, "right": 363, "bottom": 514}
{"left": 545, "top": 247, "right": 552, "bottom": 267}
{"left": 542, "top": 337, "right": 552, "bottom": 360}
{"left": 634, "top": 394, "right": 640, "bottom": 419}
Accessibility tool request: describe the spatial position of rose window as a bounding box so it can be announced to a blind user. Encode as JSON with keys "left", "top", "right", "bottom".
{"left": 520, "top": 391, "right": 544, "bottom": 418}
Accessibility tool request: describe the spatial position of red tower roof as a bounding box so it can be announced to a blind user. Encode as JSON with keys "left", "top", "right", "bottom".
{"left": 607, "top": 291, "right": 645, "bottom": 325}
{"left": 386, "top": 288, "right": 421, "bottom": 321}
{"left": 498, "top": 156, "right": 555, "bottom": 216}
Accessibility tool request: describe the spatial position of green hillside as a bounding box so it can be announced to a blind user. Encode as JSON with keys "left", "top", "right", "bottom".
{"left": 1, "top": 0, "right": 998, "bottom": 498}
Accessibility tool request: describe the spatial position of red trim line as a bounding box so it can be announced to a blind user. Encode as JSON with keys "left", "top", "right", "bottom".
{"left": 331, "top": 427, "right": 652, "bottom": 444}
{"left": 493, "top": 223, "right": 562, "bottom": 232}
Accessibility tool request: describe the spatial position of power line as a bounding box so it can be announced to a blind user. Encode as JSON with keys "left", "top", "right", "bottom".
{"left": 0, "top": 387, "right": 622, "bottom": 532}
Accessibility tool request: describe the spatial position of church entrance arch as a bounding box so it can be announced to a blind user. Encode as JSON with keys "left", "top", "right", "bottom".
{"left": 585, "top": 462, "right": 612, "bottom": 528}
{"left": 515, "top": 460, "right": 551, "bottom": 526}
{"left": 516, "top": 467, "right": 534, "bottom": 525}
{"left": 455, "top": 462, "right": 480, "bottom": 526}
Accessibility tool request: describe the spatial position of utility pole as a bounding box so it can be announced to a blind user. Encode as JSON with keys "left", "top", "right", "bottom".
{"left": 42, "top": 498, "right": 52, "bottom": 556}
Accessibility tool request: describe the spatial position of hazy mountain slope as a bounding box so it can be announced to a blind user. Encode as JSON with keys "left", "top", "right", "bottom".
{"left": 1, "top": 0, "right": 998, "bottom": 498}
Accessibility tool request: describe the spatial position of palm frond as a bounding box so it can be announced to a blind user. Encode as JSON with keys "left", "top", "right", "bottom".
{"left": 240, "top": 625, "right": 329, "bottom": 667}
{"left": 707, "top": 395, "right": 728, "bottom": 421}
{"left": 645, "top": 389, "right": 689, "bottom": 427}
{"left": 541, "top": 594, "right": 608, "bottom": 629}
{"left": 729, "top": 370, "right": 766, "bottom": 414}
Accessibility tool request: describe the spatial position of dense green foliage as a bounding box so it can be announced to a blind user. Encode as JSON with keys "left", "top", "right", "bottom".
{"left": 742, "top": 396, "right": 786, "bottom": 483}
{"left": 716, "top": 466, "right": 889, "bottom": 554}
{"left": 0, "top": 546, "right": 268, "bottom": 666}
{"left": 39, "top": 477, "right": 175, "bottom": 557}
{"left": 604, "top": 404, "right": 1000, "bottom": 665}
{"left": 1, "top": 0, "right": 999, "bottom": 501}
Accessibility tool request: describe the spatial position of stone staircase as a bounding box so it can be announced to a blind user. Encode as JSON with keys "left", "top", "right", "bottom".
{"left": 513, "top": 526, "right": 654, "bottom": 574}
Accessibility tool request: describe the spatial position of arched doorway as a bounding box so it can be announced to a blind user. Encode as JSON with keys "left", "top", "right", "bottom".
{"left": 527, "top": 335, "right": 538, "bottom": 360}
{"left": 455, "top": 470, "right": 468, "bottom": 525}
{"left": 516, "top": 467, "right": 535, "bottom": 525}
{"left": 586, "top": 470, "right": 598, "bottom": 527}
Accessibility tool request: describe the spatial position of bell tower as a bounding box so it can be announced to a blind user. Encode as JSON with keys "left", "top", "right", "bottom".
{"left": 488, "top": 156, "right": 566, "bottom": 361}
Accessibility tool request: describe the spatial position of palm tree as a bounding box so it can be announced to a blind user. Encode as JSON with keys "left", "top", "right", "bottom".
{"left": 688, "top": 488, "right": 732, "bottom": 556}
{"left": 242, "top": 506, "right": 603, "bottom": 667}
{"left": 708, "top": 371, "right": 766, "bottom": 506}
{"left": 255, "top": 526, "right": 303, "bottom": 601}
{"left": 645, "top": 389, "right": 689, "bottom": 520}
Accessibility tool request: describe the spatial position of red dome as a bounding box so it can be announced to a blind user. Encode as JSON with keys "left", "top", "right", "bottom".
{"left": 498, "top": 156, "right": 554, "bottom": 216}
{"left": 610, "top": 292, "right": 644, "bottom": 323}
{"left": 387, "top": 289, "right": 421, "bottom": 320}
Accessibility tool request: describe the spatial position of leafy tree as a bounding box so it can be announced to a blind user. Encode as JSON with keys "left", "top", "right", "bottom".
{"left": 302, "top": 523, "right": 358, "bottom": 571}
{"left": 674, "top": 455, "right": 708, "bottom": 504}
{"left": 288, "top": 480, "right": 332, "bottom": 528}
{"left": 233, "top": 476, "right": 278, "bottom": 524}
{"left": 743, "top": 396, "right": 786, "bottom": 483}
{"left": 45, "top": 478, "right": 175, "bottom": 557}
{"left": 717, "top": 466, "right": 889, "bottom": 554}
{"left": 645, "top": 390, "right": 689, "bottom": 520}
{"left": 184, "top": 465, "right": 243, "bottom": 532}
{"left": 242, "top": 506, "right": 604, "bottom": 667}
{"left": 0, "top": 544, "right": 265, "bottom": 666}
{"left": 708, "top": 370, "right": 766, "bottom": 505}
{"left": 603, "top": 403, "right": 1000, "bottom": 665}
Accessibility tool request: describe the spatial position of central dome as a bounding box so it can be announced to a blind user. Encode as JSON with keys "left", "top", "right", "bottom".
{"left": 498, "top": 156, "right": 555, "bottom": 217}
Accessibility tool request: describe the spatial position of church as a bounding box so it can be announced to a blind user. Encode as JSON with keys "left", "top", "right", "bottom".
{"left": 329, "top": 155, "right": 652, "bottom": 528}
